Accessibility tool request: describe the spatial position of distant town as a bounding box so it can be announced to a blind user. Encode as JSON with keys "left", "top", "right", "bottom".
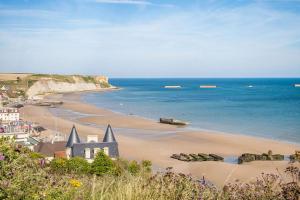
{"left": 0, "top": 74, "right": 117, "bottom": 162}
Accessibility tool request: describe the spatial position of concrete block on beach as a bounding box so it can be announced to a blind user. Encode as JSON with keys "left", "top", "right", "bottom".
{"left": 170, "top": 153, "right": 224, "bottom": 162}
{"left": 209, "top": 154, "right": 224, "bottom": 161}
{"left": 238, "top": 151, "right": 285, "bottom": 164}
{"left": 290, "top": 150, "right": 300, "bottom": 162}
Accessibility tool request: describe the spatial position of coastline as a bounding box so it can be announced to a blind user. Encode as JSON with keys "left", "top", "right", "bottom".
{"left": 20, "top": 89, "right": 300, "bottom": 186}
{"left": 82, "top": 91, "right": 300, "bottom": 146}
{"left": 80, "top": 90, "right": 300, "bottom": 146}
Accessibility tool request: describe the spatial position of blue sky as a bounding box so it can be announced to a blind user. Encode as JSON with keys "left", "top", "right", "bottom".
{"left": 0, "top": 0, "right": 300, "bottom": 77}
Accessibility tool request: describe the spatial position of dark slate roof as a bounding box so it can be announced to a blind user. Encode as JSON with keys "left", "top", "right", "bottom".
{"left": 103, "top": 124, "right": 116, "bottom": 143}
{"left": 34, "top": 141, "right": 66, "bottom": 157}
{"left": 66, "top": 125, "right": 81, "bottom": 147}
{"left": 72, "top": 142, "right": 119, "bottom": 158}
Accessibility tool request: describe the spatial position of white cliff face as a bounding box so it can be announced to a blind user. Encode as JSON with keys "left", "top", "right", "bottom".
{"left": 26, "top": 77, "right": 107, "bottom": 99}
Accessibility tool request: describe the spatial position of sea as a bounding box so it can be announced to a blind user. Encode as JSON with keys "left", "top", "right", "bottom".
{"left": 82, "top": 78, "right": 300, "bottom": 143}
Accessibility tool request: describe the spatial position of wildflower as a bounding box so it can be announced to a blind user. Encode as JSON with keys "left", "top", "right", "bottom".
{"left": 0, "top": 153, "right": 5, "bottom": 161}
{"left": 69, "top": 179, "right": 82, "bottom": 187}
{"left": 40, "top": 158, "right": 46, "bottom": 168}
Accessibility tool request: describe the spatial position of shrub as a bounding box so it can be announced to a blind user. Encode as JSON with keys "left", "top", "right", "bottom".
{"left": 50, "top": 158, "right": 68, "bottom": 174}
{"left": 0, "top": 138, "right": 76, "bottom": 199}
{"left": 113, "top": 158, "right": 129, "bottom": 176}
{"left": 29, "top": 152, "right": 45, "bottom": 159}
{"left": 67, "top": 157, "right": 91, "bottom": 174}
{"left": 128, "top": 160, "right": 141, "bottom": 175}
{"left": 141, "top": 160, "right": 152, "bottom": 173}
{"left": 91, "top": 151, "right": 116, "bottom": 176}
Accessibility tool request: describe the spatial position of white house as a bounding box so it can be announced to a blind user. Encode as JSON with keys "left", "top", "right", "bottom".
{"left": 0, "top": 108, "right": 20, "bottom": 122}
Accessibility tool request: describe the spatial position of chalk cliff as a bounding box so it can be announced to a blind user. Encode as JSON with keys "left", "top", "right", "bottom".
{"left": 26, "top": 75, "right": 110, "bottom": 99}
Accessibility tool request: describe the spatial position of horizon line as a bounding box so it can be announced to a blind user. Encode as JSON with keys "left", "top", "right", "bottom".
{"left": 0, "top": 72, "right": 300, "bottom": 79}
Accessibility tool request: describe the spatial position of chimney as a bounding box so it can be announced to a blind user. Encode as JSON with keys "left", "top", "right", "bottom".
{"left": 87, "top": 135, "right": 98, "bottom": 143}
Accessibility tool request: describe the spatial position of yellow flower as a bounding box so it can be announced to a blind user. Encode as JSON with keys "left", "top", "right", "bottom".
{"left": 69, "top": 179, "right": 82, "bottom": 187}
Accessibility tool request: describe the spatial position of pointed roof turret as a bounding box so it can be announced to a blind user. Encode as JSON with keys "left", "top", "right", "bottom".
{"left": 103, "top": 124, "right": 116, "bottom": 143}
{"left": 66, "top": 125, "right": 81, "bottom": 147}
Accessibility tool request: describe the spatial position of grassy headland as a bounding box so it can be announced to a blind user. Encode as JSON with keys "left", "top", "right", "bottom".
{"left": 0, "top": 73, "right": 111, "bottom": 98}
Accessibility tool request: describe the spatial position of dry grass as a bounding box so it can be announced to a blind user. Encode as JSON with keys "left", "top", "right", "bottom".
{"left": 0, "top": 73, "right": 32, "bottom": 81}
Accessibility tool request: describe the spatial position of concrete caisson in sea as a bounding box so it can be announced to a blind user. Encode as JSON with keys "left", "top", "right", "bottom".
{"left": 164, "top": 85, "right": 182, "bottom": 89}
{"left": 200, "top": 85, "right": 217, "bottom": 88}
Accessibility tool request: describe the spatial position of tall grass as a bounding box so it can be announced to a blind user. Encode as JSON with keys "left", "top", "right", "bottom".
{"left": 0, "top": 138, "right": 299, "bottom": 200}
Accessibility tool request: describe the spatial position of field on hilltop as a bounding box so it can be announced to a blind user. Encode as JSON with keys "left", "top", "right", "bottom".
{"left": 0, "top": 73, "right": 32, "bottom": 81}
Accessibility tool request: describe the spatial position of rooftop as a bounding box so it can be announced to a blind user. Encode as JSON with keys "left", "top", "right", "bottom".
{"left": 34, "top": 141, "right": 66, "bottom": 157}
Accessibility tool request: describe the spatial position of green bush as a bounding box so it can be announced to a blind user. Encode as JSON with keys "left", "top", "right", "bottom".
{"left": 50, "top": 158, "right": 68, "bottom": 174}
{"left": 67, "top": 157, "right": 91, "bottom": 174}
{"left": 128, "top": 160, "right": 141, "bottom": 175}
{"left": 0, "top": 138, "right": 76, "bottom": 199}
{"left": 141, "top": 160, "right": 152, "bottom": 173}
{"left": 90, "top": 151, "right": 116, "bottom": 176}
{"left": 29, "top": 152, "right": 45, "bottom": 159}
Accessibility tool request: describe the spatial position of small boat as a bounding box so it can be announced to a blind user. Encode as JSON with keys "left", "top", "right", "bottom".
{"left": 164, "top": 85, "right": 181, "bottom": 89}
{"left": 159, "top": 118, "right": 188, "bottom": 126}
{"left": 200, "top": 85, "right": 217, "bottom": 88}
{"left": 295, "top": 84, "right": 300, "bottom": 88}
{"left": 247, "top": 85, "right": 253, "bottom": 88}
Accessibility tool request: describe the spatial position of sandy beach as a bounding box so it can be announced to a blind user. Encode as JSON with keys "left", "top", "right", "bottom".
{"left": 20, "top": 90, "right": 300, "bottom": 186}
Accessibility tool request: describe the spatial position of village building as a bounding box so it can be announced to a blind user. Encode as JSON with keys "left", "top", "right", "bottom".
{"left": 0, "top": 107, "right": 20, "bottom": 123}
{"left": 34, "top": 124, "right": 119, "bottom": 161}
{"left": 34, "top": 141, "right": 67, "bottom": 160}
{"left": 0, "top": 131, "right": 39, "bottom": 150}
{"left": 66, "top": 124, "right": 119, "bottom": 161}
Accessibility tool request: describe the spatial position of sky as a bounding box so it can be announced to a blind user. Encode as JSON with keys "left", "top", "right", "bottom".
{"left": 0, "top": 0, "right": 300, "bottom": 77}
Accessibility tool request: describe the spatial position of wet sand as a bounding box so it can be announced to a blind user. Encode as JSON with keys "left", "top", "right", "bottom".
{"left": 20, "top": 91, "right": 300, "bottom": 186}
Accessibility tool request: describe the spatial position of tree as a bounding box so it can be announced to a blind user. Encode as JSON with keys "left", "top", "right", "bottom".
{"left": 91, "top": 151, "right": 115, "bottom": 176}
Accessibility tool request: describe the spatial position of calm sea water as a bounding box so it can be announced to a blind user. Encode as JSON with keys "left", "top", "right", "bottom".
{"left": 82, "top": 78, "right": 300, "bottom": 143}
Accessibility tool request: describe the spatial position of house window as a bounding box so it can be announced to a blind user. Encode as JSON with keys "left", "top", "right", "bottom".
{"left": 94, "top": 148, "right": 100, "bottom": 158}
{"left": 103, "top": 147, "right": 109, "bottom": 156}
{"left": 84, "top": 148, "right": 91, "bottom": 159}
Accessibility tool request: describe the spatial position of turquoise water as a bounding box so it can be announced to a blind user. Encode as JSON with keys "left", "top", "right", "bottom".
{"left": 82, "top": 78, "right": 300, "bottom": 143}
